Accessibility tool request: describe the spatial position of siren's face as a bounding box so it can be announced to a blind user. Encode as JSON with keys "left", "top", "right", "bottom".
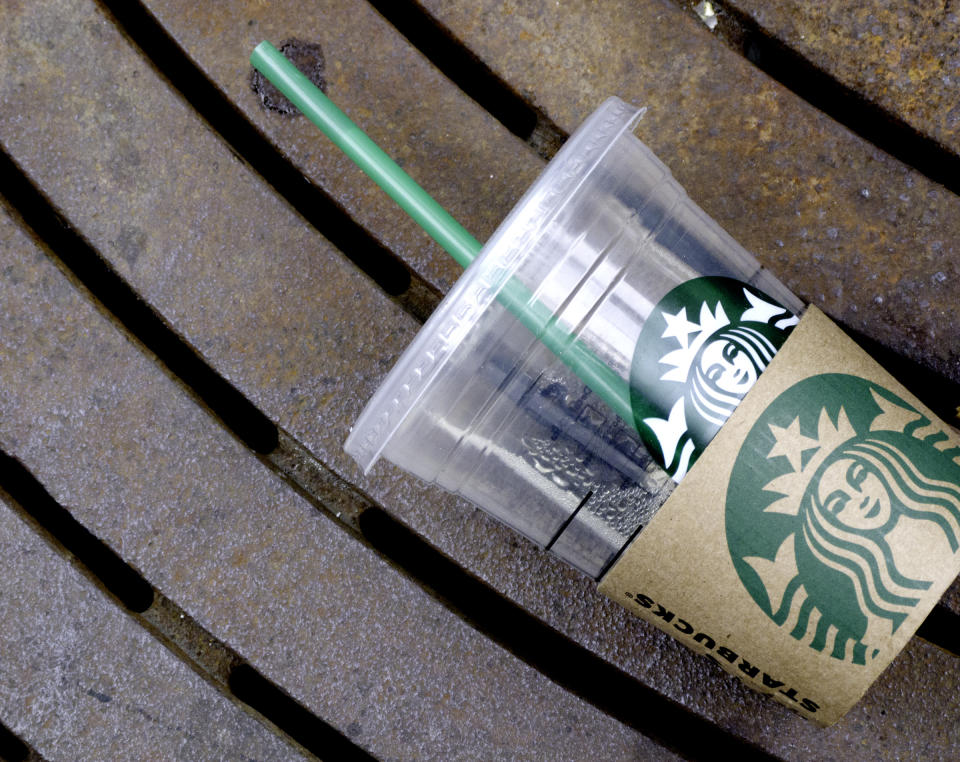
{"left": 818, "top": 458, "right": 892, "bottom": 531}
{"left": 699, "top": 337, "right": 758, "bottom": 396}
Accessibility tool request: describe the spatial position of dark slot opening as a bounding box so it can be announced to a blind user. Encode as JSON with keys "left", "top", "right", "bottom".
{"left": 358, "top": 508, "right": 775, "bottom": 761}
{"left": 0, "top": 150, "right": 279, "bottom": 455}
{"left": 367, "top": 0, "right": 567, "bottom": 159}
{"left": 229, "top": 664, "right": 375, "bottom": 761}
{"left": 365, "top": 0, "right": 536, "bottom": 140}
{"left": 700, "top": 0, "right": 960, "bottom": 197}
{"left": 0, "top": 719, "right": 30, "bottom": 762}
{"left": 98, "top": 0, "right": 414, "bottom": 301}
{"left": 916, "top": 604, "right": 960, "bottom": 657}
{"left": 0, "top": 450, "right": 155, "bottom": 613}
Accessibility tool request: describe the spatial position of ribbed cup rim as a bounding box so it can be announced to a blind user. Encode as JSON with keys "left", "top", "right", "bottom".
{"left": 344, "top": 96, "right": 645, "bottom": 473}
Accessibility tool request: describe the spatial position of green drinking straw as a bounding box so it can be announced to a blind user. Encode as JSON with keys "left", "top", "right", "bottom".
{"left": 250, "top": 40, "right": 633, "bottom": 427}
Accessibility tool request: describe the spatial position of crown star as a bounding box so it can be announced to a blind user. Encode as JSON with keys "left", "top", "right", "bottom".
{"left": 762, "top": 407, "right": 857, "bottom": 516}
{"left": 660, "top": 307, "right": 701, "bottom": 349}
{"left": 767, "top": 416, "right": 820, "bottom": 472}
{"left": 658, "top": 300, "right": 732, "bottom": 383}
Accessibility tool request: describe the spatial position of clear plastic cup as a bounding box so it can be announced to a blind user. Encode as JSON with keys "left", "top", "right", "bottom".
{"left": 345, "top": 97, "right": 802, "bottom": 578}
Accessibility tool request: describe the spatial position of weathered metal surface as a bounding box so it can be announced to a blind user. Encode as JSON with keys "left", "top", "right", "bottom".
{"left": 144, "top": 0, "right": 544, "bottom": 297}
{"left": 417, "top": 0, "right": 960, "bottom": 395}
{"left": 0, "top": 131, "right": 677, "bottom": 762}
{"left": 0, "top": 494, "right": 305, "bottom": 762}
{"left": 718, "top": 0, "right": 960, "bottom": 157}
{"left": 0, "top": 0, "right": 957, "bottom": 757}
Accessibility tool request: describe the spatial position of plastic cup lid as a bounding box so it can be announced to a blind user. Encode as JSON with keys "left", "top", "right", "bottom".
{"left": 345, "top": 97, "right": 645, "bottom": 472}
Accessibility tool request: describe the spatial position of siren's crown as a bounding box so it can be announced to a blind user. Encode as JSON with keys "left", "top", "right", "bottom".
{"left": 762, "top": 389, "right": 922, "bottom": 516}
{"left": 658, "top": 288, "right": 787, "bottom": 384}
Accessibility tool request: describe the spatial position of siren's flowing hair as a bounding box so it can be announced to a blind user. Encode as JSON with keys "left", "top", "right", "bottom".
{"left": 799, "top": 437, "right": 960, "bottom": 641}
{"left": 689, "top": 324, "right": 779, "bottom": 426}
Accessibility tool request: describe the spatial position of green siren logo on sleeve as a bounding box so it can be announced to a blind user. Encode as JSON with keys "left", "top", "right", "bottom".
{"left": 630, "top": 277, "right": 797, "bottom": 480}
{"left": 726, "top": 374, "right": 960, "bottom": 665}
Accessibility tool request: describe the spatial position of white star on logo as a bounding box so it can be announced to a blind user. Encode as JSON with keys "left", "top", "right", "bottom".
{"left": 660, "top": 307, "right": 701, "bottom": 350}
{"left": 767, "top": 416, "right": 820, "bottom": 472}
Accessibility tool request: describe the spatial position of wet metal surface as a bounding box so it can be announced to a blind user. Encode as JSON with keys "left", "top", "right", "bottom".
{"left": 143, "top": 0, "right": 544, "bottom": 297}
{"left": 0, "top": 494, "right": 304, "bottom": 762}
{"left": 719, "top": 0, "right": 960, "bottom": 157}
{"left": 0, "top": 0, "right": 957, "bottom": 758}
{"left": 0, "top": 8, "right": 678, "bottom": 760}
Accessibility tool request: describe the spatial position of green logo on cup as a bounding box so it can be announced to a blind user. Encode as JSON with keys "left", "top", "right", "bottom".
{"left": 631, "top": 277, "right": 797, "bottom": 480}
{"left": 727, "top": 374, "right": 960, "bottom": 665}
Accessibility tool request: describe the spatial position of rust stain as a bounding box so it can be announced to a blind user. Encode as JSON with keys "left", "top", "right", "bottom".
{"left": 250, "top": 38, "right": 326, "bottom": 115}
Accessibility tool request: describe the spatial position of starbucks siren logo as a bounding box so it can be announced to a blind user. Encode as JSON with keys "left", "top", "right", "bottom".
{"left": 727, "top": 375, "right": 960, "bottom": 665}
{"left": 631, "top": 277, "right": 798, "bottom": 480}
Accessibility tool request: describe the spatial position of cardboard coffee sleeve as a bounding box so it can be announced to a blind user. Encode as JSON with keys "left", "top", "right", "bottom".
{"left": 600, "top": 307, "right": 960, "bottom": 725}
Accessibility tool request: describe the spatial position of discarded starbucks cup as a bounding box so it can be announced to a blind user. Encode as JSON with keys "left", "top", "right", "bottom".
{"left": 254, "top": 41, "right": 960, "bottom": 724}
{"left": 341, "top": 97, "right": 803, "bottom": 577}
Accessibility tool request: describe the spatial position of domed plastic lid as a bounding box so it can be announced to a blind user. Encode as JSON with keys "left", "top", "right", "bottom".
{"left": 345, "top": 97, "right": 644, "bottom": 472}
